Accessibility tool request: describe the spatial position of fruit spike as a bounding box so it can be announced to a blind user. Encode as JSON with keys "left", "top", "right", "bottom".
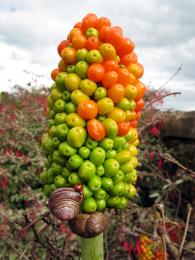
{"left": 42, "top": 13, "right": 145, "bottom": 220}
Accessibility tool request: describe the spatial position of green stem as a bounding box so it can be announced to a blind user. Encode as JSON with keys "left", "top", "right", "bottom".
{"left": 81, "top": 233, "right": 104, "bottom": 260}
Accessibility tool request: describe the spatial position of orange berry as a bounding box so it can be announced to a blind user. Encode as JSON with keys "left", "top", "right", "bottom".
{"left": 61, "top": 47, "right": 76, "bottom": 65}
{"left": 107, "top": 83, "right": 125, "bottom": 103}
{"left": 117, "top": 38, "right": 135, "bottom": 56}
{"left": 77, "top": 100, "right": 98, "bottom": 120}
{"left": 99, "top": 25, "right": 111, "bottom": 41}
{"left": 128, "top": 72, "right": 137, "bottom": 84}
{"left": 121, "top": 52, "right": 138, "bottom": 66}
{"left": 118, "top": 67, "right": 130, "bottom": 85}
{"left": 81, "top": 13, "right": 98, "bottom": 33}
{"left": 102, "top": 71, "right": 118, "bottom": 88}
{"left": 58, "top": 59, "right": 67, "bottom": 72}
{"left": 103, "top": 60, "right": 119, "bottom": 72}
{"left": 86, "top": 36, "right": 100, "bottom": 50}
{"left": 74, "top": 22, "right": 82, "bottom": 29}
{"left": 130, "top": 120, "right": 137, "bottom": 128}
{"left": 134, "top": 80, "right": 146, "bottom": 101}
{"left": 87, "top": 63, "right": 105, "bottom": 82}
{"left": 117, "top": 121, "right": 130, "bottom": 136}
{"left": 105, "top": 27, "right": 123, "bottom": 48}
{"left": 87, "top": 119, "right": 106, "bottom": 141}
{"left": 128, "top": 63, "right": 144, "bottom": 79}
{"left": 57, "top": 40, "right": 70, "bottom": 56}
{"left": 72, "top": 35, "right": 87, "bottom": 50}
{"left": 96, "top": 17, "right": 111, "bottom": 30}
{"left": 51, "top": 68, "right": 59, "bottom": 81}
{"left": 68, "top": 28, "right": 82, "bottom": 41}
{"left": 129, "top": 111, "right": 137, "bottom": 121}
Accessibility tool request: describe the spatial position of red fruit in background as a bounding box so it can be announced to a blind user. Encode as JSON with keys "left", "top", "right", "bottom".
{"left": 87, "top": 63, "right": 105, "bottom": 82}
{"left": 51, "top": 68, "right": 60, "bottom": 81}
{"left": 134, "top": 80, "right": 146, "bottom": 101}
{"left": 117, "top": 121, "right": 130, "bottom": 136}
{"left": 120, "top": 52, "right": 138, "bottom": 66}
{"left": 135, "top": 98, "right": 144, "bottom": 113}
{"left": 103, "top": 60, "right": 119, "bottom": 72}
{"left": 107, "top": 83, "right": 125, "bottom": 103}
{"left": 102, "top": 71, "right": 118, "bottom": 88}
{"left": 74, "top": 184, "right": 83, "bottom": 193}
{"left": 86, "top": 36, "right": 100, "bottom": 50}
{"left": 81, "top": 13, "right": 98, "bottom": 33}
{"left": 77, "top": 100, "right": 98, "bottom": 120}
{"left": 99, "top": 25, "right": 111, "bottom": 41}
{"left": 87, "top": 119, "right": 106, "bottom": 141}
{"left": 57, "top": 40, "right": 70, "bottom": 56}
{"left": 117, "top": 67, "right": 130, "bottom": 85}
{"left": 96, "top": 17, "right": 111, "bottom": 30}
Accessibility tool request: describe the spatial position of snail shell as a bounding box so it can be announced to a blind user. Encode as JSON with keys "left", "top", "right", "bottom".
{"left": 48, "top": 187, "right": 83, "bottom": 221}
{"left": 69, "top": 212, "right": 108, "bottom": 238}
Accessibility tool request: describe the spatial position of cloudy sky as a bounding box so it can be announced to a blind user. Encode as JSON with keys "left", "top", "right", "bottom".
{"left": 0, "top": 0, "right": 195, "bottom": 110}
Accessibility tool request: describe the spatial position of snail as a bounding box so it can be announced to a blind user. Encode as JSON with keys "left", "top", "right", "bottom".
{"left": 69, "top": 212, "right": 108, "bottom": 238}
{"left": 48, "top": 187, "right": 83, "bottom": 221}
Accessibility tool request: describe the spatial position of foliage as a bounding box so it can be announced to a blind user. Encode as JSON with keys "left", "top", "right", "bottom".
{"left": 0, "top": 86, "right": 47, "bottom": 209}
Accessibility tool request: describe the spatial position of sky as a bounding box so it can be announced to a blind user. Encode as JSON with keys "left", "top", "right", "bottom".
{"left": 0, "top": 0, "right": 195, "bottom": 110}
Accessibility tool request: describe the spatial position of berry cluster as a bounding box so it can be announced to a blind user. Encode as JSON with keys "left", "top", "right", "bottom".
{"left": 135, "top": 235, "right": 168, "bottom": 260}
{"left": 41, "top": 13, "right": 145, "bottom": 213}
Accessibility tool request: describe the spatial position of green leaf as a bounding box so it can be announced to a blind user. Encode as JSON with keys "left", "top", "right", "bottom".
{"left": 149, "top": 192, "right": 160, "bottom": 198}
{"left": 175, "top": 179, "right": 183, "bottom": 185}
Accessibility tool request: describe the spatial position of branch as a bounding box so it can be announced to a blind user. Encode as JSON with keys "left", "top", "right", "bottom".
{"left": 156, "top": 204, "right": 167, "bottom": 260}
{"left": 162, "top": 153, "right": 195, "bottom": 176}
{"left": 5, "top": 242, "right": 28, "bottom": 260}
{"left": 146, "top": 92, "right": 181, "bottom": 107}
{"left": 176, "top": 204, "right": 192, "bottom": 259}
{"left": 157, "top": 66, "right": 182, "bottom": 90}
{"left": 19, "top": 211, "right": 49, "bottom": 233}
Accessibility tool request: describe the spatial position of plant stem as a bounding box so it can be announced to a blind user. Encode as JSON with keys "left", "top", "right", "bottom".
{"left": 81, "top": 233, "right": 104, "bottom": 260}
{"left": 156, "top": 204, "right": 167, "bottom": 260}
{"left": 176, "top": 204, "right": 192, "bottom": 260}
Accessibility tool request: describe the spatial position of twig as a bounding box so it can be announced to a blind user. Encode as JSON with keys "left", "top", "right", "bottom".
{"left": 156, "top": 204, "right": 167, "bottom": 260}
{"left": 138, "top": 170, "right": 165, "bottom": 181}
{"left": 163, "top": 153, "right": 195, "bottom": 176}
{"left": 138, "top": 118, "right": 162, "bottom": 134}
{"left": 175, "top": 190, "right": 182, "bottom": 218}
{"left": 19, "top": 211, "right": 49, "bottom": 232}
{"left": 157, "top": 66, "right": 182, "bottom": 90}
{"left": 5, "top": 241, "right": 28, "bottom": 259}
{"left": 176, "top": 204, "right": 192, "bottom": 259}
{"left": 146, "top": 92, "right": 181, "bottom": 107}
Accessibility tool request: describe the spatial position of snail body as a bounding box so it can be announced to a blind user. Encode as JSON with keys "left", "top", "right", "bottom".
{"left": 69, "top": 212, "right": 108, "bottom": 238}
